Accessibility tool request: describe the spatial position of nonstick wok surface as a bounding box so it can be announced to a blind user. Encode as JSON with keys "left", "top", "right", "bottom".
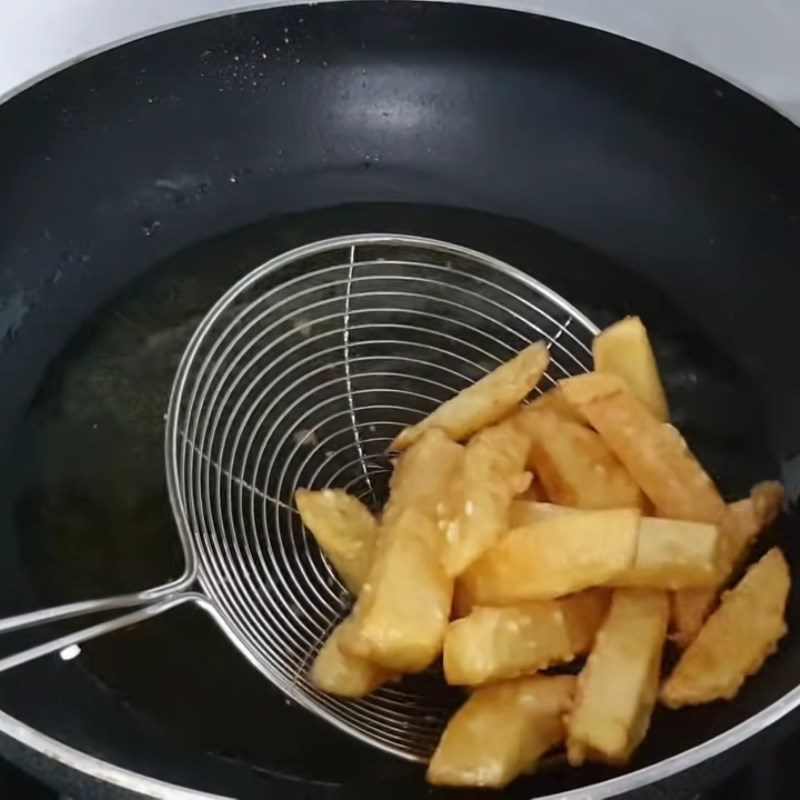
{"left": 1, "top": 3, "right": 800, "bottom": 799}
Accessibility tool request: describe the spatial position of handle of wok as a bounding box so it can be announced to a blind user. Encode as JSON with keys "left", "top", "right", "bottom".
{"left": 0, "top": 592, "right": 201, "bottom": 674}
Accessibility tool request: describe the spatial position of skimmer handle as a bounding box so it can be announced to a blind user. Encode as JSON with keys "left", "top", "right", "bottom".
{"left": 0, "top": 591, "right": 199, "bottom": 674}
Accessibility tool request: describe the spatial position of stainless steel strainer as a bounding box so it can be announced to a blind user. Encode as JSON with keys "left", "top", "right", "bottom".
{"left": 0, "top": 234, "right": 597, "bottom": 761}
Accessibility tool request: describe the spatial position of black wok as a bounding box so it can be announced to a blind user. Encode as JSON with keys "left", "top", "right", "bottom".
{"left": 1, "top": 3, "right": 799, "bottom": 798}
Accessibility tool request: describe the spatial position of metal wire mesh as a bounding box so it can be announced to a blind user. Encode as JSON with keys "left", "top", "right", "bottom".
{"left": 166, "top": 234, "right": 598, "bottom": 761}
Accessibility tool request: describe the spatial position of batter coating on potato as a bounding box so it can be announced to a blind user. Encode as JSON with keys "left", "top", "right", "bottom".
{"left": 391, "top": 341, "right": 549, "bottom": 450}
{"left": 518, "top": 406, "right": 644, "bottom": 510}
{"left": 567, "top": 589, "right": 669, "bottom": 765}
{"left": 339, "top": 508, "right": 453, "bottom": 672}
{"left": 442, "top": 419, "right": 531, "bottom": 577}
{"left": 443, "top": 590, "right": 610, "bottom": 685}
{"left": 310, "top": 620, "right": 394, "bottom": 697}
{"left": 428, "top": 675, "right": 575, "bottom": 788}
{"left": 560, "top": 373, "right": 726, "bottom": 524}
{"left": 295, "top": 489, "right": 378, "bottom": 595}
{"left": 592, "top": 315, "right": 669, "bottom": 421}
{"left": 672, "top": 481, "right": 785, "bottom": 647}
{"left": 457, "top": 508, "right": 640, "bottom": 605}
{"left": 662, "top": 548, "right": 789, "bottom": 708}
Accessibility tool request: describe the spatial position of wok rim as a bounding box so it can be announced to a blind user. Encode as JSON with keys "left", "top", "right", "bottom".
{"left": 1, "top": 677, "right": 798, "bottom": 798}
{"left": 1, "top": 1, "right": 798, "bottom": 797}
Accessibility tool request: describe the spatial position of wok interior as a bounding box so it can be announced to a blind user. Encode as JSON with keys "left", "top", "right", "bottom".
{"left": 1, "top": 3, "right": 799, "bottom": 798}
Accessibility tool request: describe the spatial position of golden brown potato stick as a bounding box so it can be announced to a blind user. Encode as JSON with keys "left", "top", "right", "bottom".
{"left": 722, "top": 481, "right": 784, "bottom": 568}
{"left": 672, "top": 481, "right": 785, "bottom": 647}
{"left": 427, "top": 675, "right": 575, "bottom": 789}
{"left": 443, "top": 590, "right": 610, "bottom": 685}
{"left": 340, "top": 508, "right": 452, "bottom": 672}
{"left": 593, "top": 316, "right": 669, "bottom": 421}
{"left": 567, "top": 589, "right": 669, "bottom": 766}
{"left": 662, "top": 548, "right": 789, "bottom": 708}
{"left": 458, "top": 508, "right": 640, "bottom": 605}
{"left": 530, "top": 388, "right": 588, "bottom": 425}
{"left": 516, "top": 407, "right": 644, "bottom": 509}
{"left": 442, "top": 421, "right": 531, "bottom": 577}
{"left": 670, "top": 589, "right": 713, "bottom": 650}
{"left": 295, "top": 489, "right": 378, "bottom": 595}
{"left": 382, "top": 428, "right": 464, "bottom": 528}
{"left": 609, "top": 517, "right": 721, "bottom": 590}
{"left": 557, "top": 371, "right": 628, "bottom": 406}
{"left": 310, "top": 620, "right": 394, "bottom": 697}
{"left": 509, "top": 500, "right": 573, "bottom": 527}
{"left": 510, "top": 503, "right": 721, "bottom": 590}
{"left": 391, "top": 341, "right": 549, "bottom": 451}
{"left": 560, "top": 375, "right": 725, "bottom": 523}
{"left": 751, "top": 481, "right": 785, "bottom": 521}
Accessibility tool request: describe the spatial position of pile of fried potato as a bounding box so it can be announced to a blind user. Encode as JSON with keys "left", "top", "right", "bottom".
{"left": 296, "top": 317, "right": 791, "bottom": 790}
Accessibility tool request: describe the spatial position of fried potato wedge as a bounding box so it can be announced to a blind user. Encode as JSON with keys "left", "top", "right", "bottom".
{"left": 558, "top": 371, "right": 628, "bottom": 405}
{"left": 671, "top": 588, "right": 714, "bottom": 651}
{"left": 672, "top": 481, "right": 785, "bottom": 647}
{"left": 310, "top": 620, "right": 394, "bottom": 697}
{"left": 340, "top": 508, "right": 452, "bottom": 672}
{"left": 391, "top": 341, "right": 549, "bottom": 451}
{"left": 609, "top": 517, "right": 721, "bottom": 590}
{"left": 443, "top": 590, "right": 610, "bottom": 685}
{"left": 442, "top": 421, "right": 531, "bottom": 577}
{"left": 509, "top": 502, "right": 721, "bottom": 590}
{"left": 458, "top": 508, "right": 640, "bottom": 605}
{"left": 295, "top": 489, "right": 378, "bottom": 594}
{"left": 662, "top": 548, "right": 789, "bottom": 708}
{"left": 427, "top": 675, "right": 575, "bottom": 788}
{"left": 509, "top": 500, "right": 572, "bottom": 527}
{"left": 560, "top": 375, "right": 725, "bottom": 523}
{"left": 530, "top": 388, "right": 588, "bottom": 425}
{"left": 516, "top": 407, "right": 644, "bottom": 509}
{"left": 383, "top": 428, "right": 464, "bottom": 528}
{"left": 567, "top": 589, "right": 669, "bottom": 765}
{"left": 722, "top": 481, "right": 785, "bottom": 569}
{"left": 593, "top": 316, "right": 669, "bottom": 422}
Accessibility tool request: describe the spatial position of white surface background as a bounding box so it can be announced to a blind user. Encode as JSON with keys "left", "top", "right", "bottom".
{"left": 1, "top": 0, "right": 800, "bottom": 124}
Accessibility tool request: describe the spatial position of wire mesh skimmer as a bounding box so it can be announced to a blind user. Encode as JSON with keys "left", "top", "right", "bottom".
{"left": 0, "top": 234, "right": 598, "bottom": 761}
